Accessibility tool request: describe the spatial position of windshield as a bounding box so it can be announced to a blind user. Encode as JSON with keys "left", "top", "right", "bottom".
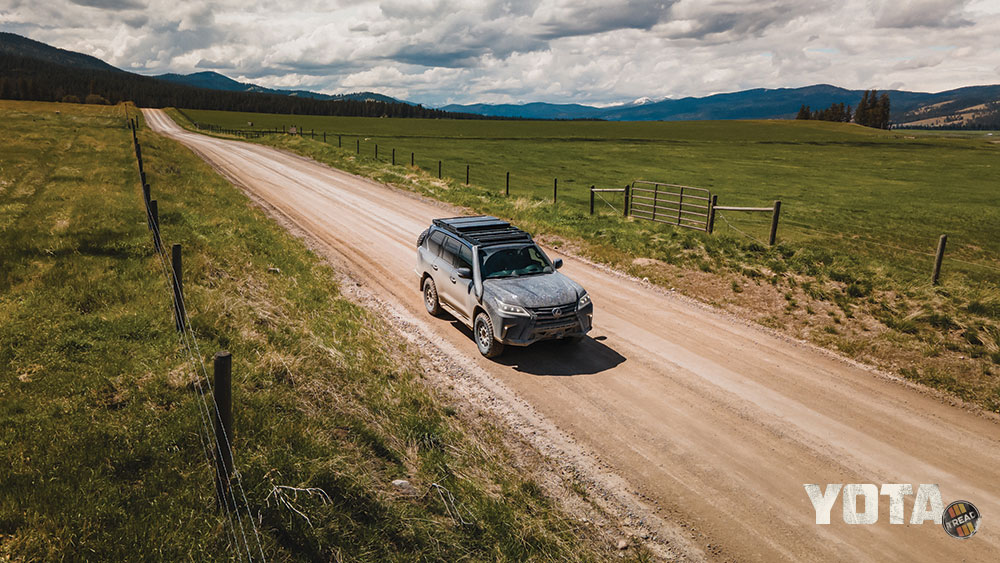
{"left": 480, "top": 244, "right": 553, "bottom": 279}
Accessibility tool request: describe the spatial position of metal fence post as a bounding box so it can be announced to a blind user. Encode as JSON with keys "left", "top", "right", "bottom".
{"left": 768, "top": 200, "right": 782, "bottom": 246}
{"left": 357, "top": 139, "right": 360, "bottom": 154}
{"left": 505, "top": 172, "right": 510, "bottom": 196}
{"left": 624, "top": 184, "right": 630, "bottom": 217}
{"left": 149, "top": 200, "right": 161, "bottom": 253}
{"left": 392, "top": 148, "right": 395, "bottom": 165}
{"left": 171, "top": 244, "right": 185, "bottom": 332}
{"left": 466, "top": 165, "right": 469, "bottom": 185}
{"left": 438, "top": 161, "right": 442, "bottom": 179}
{"left": 590, "top": 186, "right": 595, "bottom": 215}
{"left": 553, "top": 178, "right": 557, "bottom": 203}
{"left": 143, "top": 184, "right": 151, "bottom": 229}
{"left": 411, "top": 152, "right": 414, "bottom": 166}
{"left": 708, "top": 195, "right": 718, "bottom": 233}
{"left": 213, "top": 351, "right": 234, "bottom": 512}
{"left": 932, "top": 234, "right": 947, "bottom": 285}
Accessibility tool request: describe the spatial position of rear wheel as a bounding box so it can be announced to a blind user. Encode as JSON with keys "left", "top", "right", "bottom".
{"left": 423, "top": 277, "right": 443, "bottom": 316}
{"left": 474, "top": 312, "right": 504, "bottom": 358}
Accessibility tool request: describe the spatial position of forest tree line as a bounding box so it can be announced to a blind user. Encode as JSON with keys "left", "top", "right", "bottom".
{"left": 796, "top": 90, "right": 891, "bottom": 129}
{"left": 0, "top": 52, "right": 488, "bottom": 119}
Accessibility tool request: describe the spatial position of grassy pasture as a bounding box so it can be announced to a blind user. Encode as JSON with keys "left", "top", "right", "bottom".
{"left": 180, "top": 108, "right": 1000, "bottom": 283}
{"left": 176, "top": 108, "right": 1000, "bottom": 411}
{"left": 0, "top": 100, "right": 621, "bottom": 561}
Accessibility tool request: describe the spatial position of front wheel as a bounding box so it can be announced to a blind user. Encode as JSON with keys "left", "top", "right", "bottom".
{"left": 423, "top": 277, "right": 443, "bottom": 316}
{"left": 474, "top": 312, "right": 504, "bottom": 358}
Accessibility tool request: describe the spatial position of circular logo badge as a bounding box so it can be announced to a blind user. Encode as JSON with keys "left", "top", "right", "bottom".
{"left": 942, "top": 501, "right": 981, "bottom": 539}
{"left": 551, "top": 307, "right": 562, "bottom": 318}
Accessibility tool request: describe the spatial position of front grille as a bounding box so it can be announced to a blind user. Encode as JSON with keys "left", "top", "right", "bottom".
{"left": 529, "top": 303, "right": 578, "bottom": 329}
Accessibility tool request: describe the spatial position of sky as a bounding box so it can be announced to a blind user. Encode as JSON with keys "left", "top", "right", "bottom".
{"left": 2, "top": 0, "right": 999, "bottom": 106}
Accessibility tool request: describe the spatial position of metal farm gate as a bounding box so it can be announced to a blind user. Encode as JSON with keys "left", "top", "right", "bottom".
{"left": 627, "top": 181, "right": 712, "bottom": 232}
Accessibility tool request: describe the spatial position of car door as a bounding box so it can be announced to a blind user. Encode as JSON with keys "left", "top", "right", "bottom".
{"left": 439, "top": 235, "right": 474, "bottom": 322}
{"left": 424, "top": 230, "right": 448, "bottom": 287}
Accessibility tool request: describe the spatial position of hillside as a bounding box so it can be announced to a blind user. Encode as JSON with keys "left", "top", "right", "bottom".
{"left": 0, "top": 31, "right": 119, "bottom": 72}
{"left": 156, "top": 70, "right": 405, "bottom": 104}
{"left": 0, "top": 33, "right": 478, "bottom": 119}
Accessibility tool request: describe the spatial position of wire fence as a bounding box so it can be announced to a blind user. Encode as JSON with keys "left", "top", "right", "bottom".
{"left": 127, "top": 109, "right": 266, "bottom": 562}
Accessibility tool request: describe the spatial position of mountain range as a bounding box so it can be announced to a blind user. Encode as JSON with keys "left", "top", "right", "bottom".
{"left": 2, "top": 31, "right": 998, "bottom": 127}
{"left": 155, "top": 71, "right": 406, "bottom": 105}
{"left": 442, "top": 85, "right": 1000, "bottom": 125}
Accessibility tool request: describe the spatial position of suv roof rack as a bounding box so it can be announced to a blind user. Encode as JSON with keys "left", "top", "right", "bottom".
{"left": 433, "top": 216, "right": 534, "bottom": 247}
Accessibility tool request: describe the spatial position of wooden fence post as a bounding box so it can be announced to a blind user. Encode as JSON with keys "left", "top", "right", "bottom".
{"left": 171, "top": 244, "right": 185, "bottom": 332}
{"left": 768, "top": 200, "right": 782, "bottom": 246}
{"left": 323, "top": 131, "right": 326, "bottom": 142}
{"left": 213, "top": 351, "right": 234, "bottom": 512}
{"left": 932, "top": 234, "right": 947, "bottom": 285}
{"left": 708, "top": 195, "right": 718, "bottom": 233}
{"left": 338, "top": 135, "right": 342, "bottom": 147}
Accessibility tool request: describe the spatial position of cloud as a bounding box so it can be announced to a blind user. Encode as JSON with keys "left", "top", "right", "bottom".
{"left": 69, "top": 0, "right": 144, "bottom": 9}
{"left": 1, "top": 0, "right": 999, "bottom": 106}
{"left": 872, "top": 0, "right": 973, "bottom": 29}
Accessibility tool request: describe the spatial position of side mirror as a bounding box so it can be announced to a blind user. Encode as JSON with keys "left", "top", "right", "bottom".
{"left": 553, "top": 258, "right": 563, "bottom": 269}
{"left": 455, "top": 267, "right": 472, "bottom": 279}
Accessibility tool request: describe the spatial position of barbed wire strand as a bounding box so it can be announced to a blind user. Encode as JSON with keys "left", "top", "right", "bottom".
{"left": 144, "top": 193, "right": 263, "bottom": 563}
{"left": 142, "top": 202, "right": 248, "bottom": 561}
{"left": 136, "top": 128, "right": 264, "bottom": 561}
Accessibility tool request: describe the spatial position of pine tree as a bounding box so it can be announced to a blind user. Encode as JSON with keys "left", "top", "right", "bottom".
{"left": 856, "top": 91, "right": 870, "bottom": 126}
{"left": 796, "top": 105, "right": 811, "bottom": 120}
{"left": 876, "top": 93, "right": 891, "bottom": 129}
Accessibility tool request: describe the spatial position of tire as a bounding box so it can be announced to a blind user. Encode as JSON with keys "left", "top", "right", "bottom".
{"left": 474, "top": 312, "right": 504, "bottom": 358}
{"left": 423, "top": 277, "right": 444, "bottom": 317}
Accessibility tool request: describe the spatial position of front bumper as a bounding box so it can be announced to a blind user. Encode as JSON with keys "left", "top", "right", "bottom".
{"left": 496, "top": 302, "right": 593, "bottom": 346}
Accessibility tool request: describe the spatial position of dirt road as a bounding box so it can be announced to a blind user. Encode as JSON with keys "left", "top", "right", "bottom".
{"left": 144, "top": 109, "right": 999, "bottom": 561}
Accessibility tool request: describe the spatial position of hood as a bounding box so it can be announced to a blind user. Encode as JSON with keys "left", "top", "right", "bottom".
{"left": 483, "top": 272, "right": 584, "bottom": 308}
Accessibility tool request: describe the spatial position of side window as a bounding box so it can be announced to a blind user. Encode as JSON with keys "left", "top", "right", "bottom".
{"left": 441, "top": 235, "right": 462, "bottom": 267}
{"left": 427, "top": 231, "right": 446, "bottom": 256}
{"left": 457, "top": 244, "right": 473, "bottom": 269}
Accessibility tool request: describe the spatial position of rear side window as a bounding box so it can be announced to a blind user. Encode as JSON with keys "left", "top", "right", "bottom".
{"left": 427, "top": 231, "right": 446, "bottom": 256}
{"left": 457, "top": 245, "right": 473, "bottom": 269}
{"left": 442, "top": 235, "right": 463, "bottom": 267}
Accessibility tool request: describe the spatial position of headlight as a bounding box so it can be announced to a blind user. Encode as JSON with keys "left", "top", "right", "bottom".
{"left": 578, "top": 293, "right": 591, "bottom": 309}
{"left": 495, "top": 299, "right": 530, "bottom": 317}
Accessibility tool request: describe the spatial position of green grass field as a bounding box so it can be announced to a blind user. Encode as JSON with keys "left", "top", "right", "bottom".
{"left": 175, "top": 108, "right": 1000, "bottom": 412}
{"left": 0, "top": 100, "right": 626, "bottom": 561}
{"left": 180, "top": 108, "right": 1000, "bottom": 282}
